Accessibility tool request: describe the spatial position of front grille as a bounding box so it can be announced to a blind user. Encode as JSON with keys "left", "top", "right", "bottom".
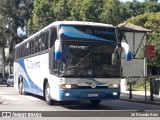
{"left": 77, "top": 86, "right": 108, "bottom": 89}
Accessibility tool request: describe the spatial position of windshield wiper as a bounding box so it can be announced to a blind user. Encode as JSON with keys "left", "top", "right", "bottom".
{"left": 72, "top": 45, "right": 98, "bottom": 69}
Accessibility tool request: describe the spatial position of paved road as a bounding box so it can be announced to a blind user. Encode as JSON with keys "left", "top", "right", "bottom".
{"left": 1, "top": 85, "right": 160, "bottom": 111}
{"left": 1, "top": 85, "right": 160, "bottom": 120}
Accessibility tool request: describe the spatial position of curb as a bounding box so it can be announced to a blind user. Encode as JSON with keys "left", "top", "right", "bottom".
{"left": 120, "top": 98, "right": 160, "bottom": 106}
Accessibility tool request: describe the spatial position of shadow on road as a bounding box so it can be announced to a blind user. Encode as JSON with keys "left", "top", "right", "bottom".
{"left": 26, "top": 93, "right": 115, "bottom": 110}
{"left": 59, "top": 101, "right": 114, "bottom": 110}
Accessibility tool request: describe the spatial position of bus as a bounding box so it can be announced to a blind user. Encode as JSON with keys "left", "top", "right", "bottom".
{"left": 14, "top": 21, "right": 130, "bottom": 105}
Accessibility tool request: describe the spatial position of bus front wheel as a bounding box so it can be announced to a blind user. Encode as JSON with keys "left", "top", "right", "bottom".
{"left": 90, "top": 100, "right": 101, "bottom": 105}
{"left": 45, "top": 82, "right": 55, "bottom": 105}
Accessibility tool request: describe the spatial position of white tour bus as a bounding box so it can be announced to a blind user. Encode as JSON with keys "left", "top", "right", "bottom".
{"left": 14, "top": 21, "right": 131, "bottom": 105}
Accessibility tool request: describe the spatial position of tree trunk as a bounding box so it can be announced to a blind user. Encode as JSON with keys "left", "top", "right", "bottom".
{"left": 2, "top": 46, "right": 6, "bottom": 76}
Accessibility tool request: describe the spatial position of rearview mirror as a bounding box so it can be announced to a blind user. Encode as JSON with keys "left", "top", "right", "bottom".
{"left": 121, "top": 42, "right": 132, "bottom": 61}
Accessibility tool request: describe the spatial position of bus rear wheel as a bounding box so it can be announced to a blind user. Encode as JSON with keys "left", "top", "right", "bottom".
{"left": 90, "top": 100, "right": 101, "bottom": 105}
{"left": 19, "top": 80, "right": 26, "bottom": 95}
{"left": 45, "top": 82, "right": 55, "bottom": 105}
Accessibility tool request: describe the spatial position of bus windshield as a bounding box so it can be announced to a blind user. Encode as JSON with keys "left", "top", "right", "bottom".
{"left": 58, "top": 42, "right": 121, "bottom": 78}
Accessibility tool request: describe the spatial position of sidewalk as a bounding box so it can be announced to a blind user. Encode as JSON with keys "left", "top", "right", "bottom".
{"left": 120, "top": 91, "right": 160, "bottom": 105}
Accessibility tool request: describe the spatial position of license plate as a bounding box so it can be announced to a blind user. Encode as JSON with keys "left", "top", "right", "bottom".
{"left": 88, "top": 93, "right": 98, "bottom": 97}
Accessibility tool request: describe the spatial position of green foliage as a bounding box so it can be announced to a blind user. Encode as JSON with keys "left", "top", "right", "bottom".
{"left": 28, "top": 0, "right": 160, "bottom": 32}
{"left": 31, "top": 0, "right": 53, "bottom": 31}
{"left": 0, "top": 0, "right": 34, "bottom": 72}
{"left": 1, "top": 0, "right": 160, "bottom": 69}
{"left": 128, "top": 12, "right": 160, "bottom": 65}
{"left": 68, "top": 0, "right": 82, "bottom": 21}
{"left": 28, "top": 0, "right": 123, "bottom": 31}
{"left": 79, "top": 0, "right": 103, "bottom": 22}
{"left": 100, "top": 0, "right": 121, "bottom": 25}
{"left": 128, "top": 78, "right": 150, "bottom": 91}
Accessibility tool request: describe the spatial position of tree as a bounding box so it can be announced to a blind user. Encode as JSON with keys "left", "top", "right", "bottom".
{"left": 100, "top": 0, "right": 121, "bottom": 25}
{"left": 145, "top": 0, "right": 158, "bottom": 2}
{"left": 0, "top": 0, "right": 34, "bottom": 73}
{"left": 53, "top": 0, "right": 71, "bottom": 21}
{"left": 0, "top": 17, "right": 8, "bottom": 75}
{"left": 28, "top": 0, "right": 54, "bottom": 33}
{"left": 79, "top": 0, "right": 103, "bottom": 22}
{"left": 128, "top": 12, "right": 160, "bottom": 65}
{"left": 143, "top": 1, "right": 160, "bottom": 13}
{"left": 68, "top": 0, "right": 82, "bottom": 21}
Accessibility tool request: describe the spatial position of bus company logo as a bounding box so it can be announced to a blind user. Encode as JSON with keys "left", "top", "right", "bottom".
{"left": 91, "top": 83, "right": 96, "bottom": 88}
{"left": 2, "top": 112, "right": 11, "bottom": 117}
{"left": 26, "top": 60, "right": 41, "bottom": 69}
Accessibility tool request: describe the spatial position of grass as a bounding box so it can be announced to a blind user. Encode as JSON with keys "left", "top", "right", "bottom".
{"left": 127, "top": 82, "right": 150, "bottom": 91}
{"left": 131, "top": 85, "right": 150, "bottom": 91}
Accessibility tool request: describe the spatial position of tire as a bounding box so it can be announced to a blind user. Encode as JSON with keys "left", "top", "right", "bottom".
{"left": 2, "top": 80, "right": 6, "bottom": 85}
{"left": 7, "top": 85, "right": 10, "bottom": 87}
{"left": 45, "top": 82, "right": 55, "bottom": 105}
{"left": 90, "top": 100, "right": 101, "bottom": 105}
{"left": 19, "top": 80, "right": 26, "bottom": 95}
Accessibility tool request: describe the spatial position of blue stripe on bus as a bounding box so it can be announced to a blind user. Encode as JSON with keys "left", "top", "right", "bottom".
{"left": 18, "top": 60, "right": 43, "bottom": 95}
{"left": 60, "top": 26, "right": 114, "bottom": 43}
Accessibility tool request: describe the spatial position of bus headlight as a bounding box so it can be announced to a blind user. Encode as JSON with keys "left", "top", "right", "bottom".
{"left": 108, "top": 84, "right": 120, "bottom": 88}
{"left": 61, "top": 84, "right": 78, "bottom": 89}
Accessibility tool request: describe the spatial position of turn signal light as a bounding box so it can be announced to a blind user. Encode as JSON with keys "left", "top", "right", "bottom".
{"left": 61, "top": 84, "right": 78, "bottom": 89}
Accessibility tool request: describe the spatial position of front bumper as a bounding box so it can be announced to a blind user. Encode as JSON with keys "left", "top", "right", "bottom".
{"left": 58, "top": 88, "right": 120, "bottom": 101}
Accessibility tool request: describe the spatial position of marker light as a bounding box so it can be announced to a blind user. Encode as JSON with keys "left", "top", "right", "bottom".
{"left": 113, "top": 92, "right": 118, "bottom": 96}
{"left": 61, "top": 84, "right": 78, "bottom": 89}
{"left": 65, "top": 93, "right": 70, "bottom": 96}
{"left": 108, "top": 84, "right": 120, "bottom": 88}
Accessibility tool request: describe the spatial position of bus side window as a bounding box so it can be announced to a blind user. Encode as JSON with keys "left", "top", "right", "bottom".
{"left": 45, "top": 31, "right": 49, "bottom": 50}
{"left": 31, "top": 39, "right": 35, "bottom": 54}
{"left": 19, "top": 47, "right": 21, "bottom": 59}
{"left": 35, "top": 36, "right": 39, "bottom": 53}
{"left": 21, "top": 44, "right": 24, "bottom": 58}
{"left": 29, "top": 40, "right": 31, "bottom": 55}
{"left": 50, "top": 27, "right": 57, "bottom": 48}
{"left": 38, "top": 36, "right": 41, "bottom": 53}
{"left": 24, "top": 43, "right": 27, "bottom": 57}
{"left": 25, "top": 42, "right": 29, "bottom": 56}
{"left": 27, "top": 42, "right": 29, "bottom": 56}
{"left": 15, "top": 48, "right": 17, "bottom": 60}
{"left": 17, "top": 47, "right": 19, "bottom": 59}
{"left": 33, "top": 38, "right": 36, "bottom": 54}
{"left": 41, "top": 32, "right": 45, "bottom": 51}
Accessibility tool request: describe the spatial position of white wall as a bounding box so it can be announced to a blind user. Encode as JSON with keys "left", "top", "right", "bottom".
{"left": 121, "top": 32, "right": 147, "bottom": 77}
{"left": 123, "top": 32, "right": 146, "bottom": 58}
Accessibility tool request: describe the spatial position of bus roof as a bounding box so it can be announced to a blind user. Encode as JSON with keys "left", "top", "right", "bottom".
{"left": 15, "top": 21, "right": 115, "bottom": 47}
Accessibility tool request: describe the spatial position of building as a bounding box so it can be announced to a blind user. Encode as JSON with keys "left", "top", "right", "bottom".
{"left": 118, "top": 22, "right": 151, "bottom": 92}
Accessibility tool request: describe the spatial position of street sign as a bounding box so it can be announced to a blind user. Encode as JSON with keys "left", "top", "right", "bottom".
{"left": 145, "top": 45, "right": 156, "bottom": 58}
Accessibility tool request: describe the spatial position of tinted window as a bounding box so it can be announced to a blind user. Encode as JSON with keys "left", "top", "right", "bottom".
{"left": 59, "top": 25, "right": 116, "bottom": 42}
{"left": 50, "top": 27, "right": 57, "bottom": 48}
{"left": 45, "top": 31, "right": 49, "bottom": 50}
